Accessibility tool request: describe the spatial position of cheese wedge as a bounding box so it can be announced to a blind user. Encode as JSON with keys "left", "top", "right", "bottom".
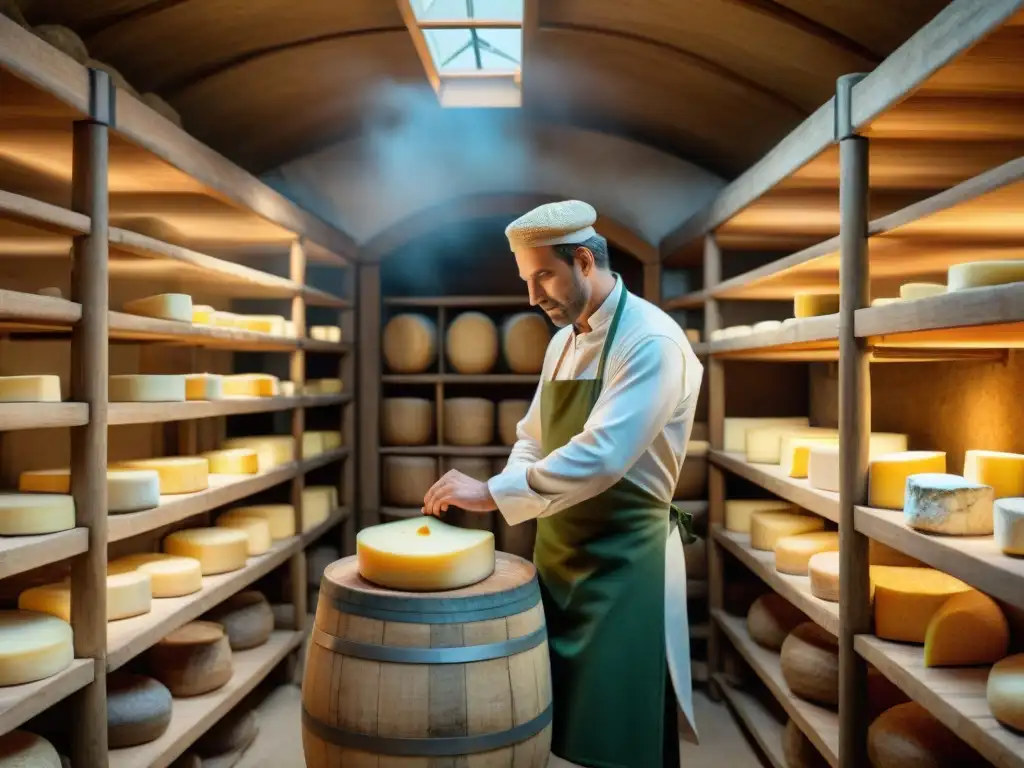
{"left": 725, "top": 499, "right": 797, "bottom": 533}
{"left": 215, "top": 514, "right": 272, "bottom": 555}
{"left": 122, "top": 294, "right": 192, "bottom": 323}
{"left": 111, "top": 457, "right": 209, "bottom": 494}
{"left": 872, "top": 566, "right": 972, "bottom": 643}
{"left": 750, "top": 510, "right": 824, "bottom": 551}
{"left": 185, "top": 373, "right": 223, "bottom": 401}
{"left": 775, "top": 531, "right": 839, "bottom": 575}
{"left": 923, "top": 590, "right": 1009, "bottom": 667}
{"left": 995, "top": 497, "right": 1024, "bottom": 555}
{"left": 963, "top": 449, "right": 1024, "bottom": 499}
{"left": 222, "top": 505, "right": 295, "bottom": 539}
{"left": 19, "top": 468, "right": 159, "bottom": 513}
{"left": 19, "top": 571, "right": 152, "bottom": 622}
{"left": 357, "top": 516, "right": 495, "bottom": 591}
{"left": 868, "top": 702, "right": 982, "bottom": 767}
{"left": 201, "top": 449, "right": 259, "bottom": 475}
{"left": 794, "top": 293, "right": 839, "bottom": 318}
{"left": 948, "top": 259, "right": 1024, "bottom": 291}
{"left": 900, "top": 282, "right": 945, "bottom": 300}
{"left": 109, "top": 374, "right": 186, "bottom": 403}
{"left": 109, "top": 553, "right": 203, "bottom": 598}
{"left": 747, "top": 426, "right": 837, "bottom": 464}
{"left": 868, "top": 451, "right": 946, "bottom": 509}
{"left": 163, "top": 528, "right": 249, "bottom": 575}
{"left": 723, "top": 417, "right": 810, "bottom": 453}
{"left": 0, "top": 493, "right": 75, "bottom": 535}
{"left": 904, "top": 473, "right": 994, "bottom": 535}
{"left": 0, "top": 375, "right": 61, "bottom": 402}
{"left": 0, "top": 610, "right": 74, "bottom": 686}
{"left": 222, "top": 374, "right": 280, "bottom": 398}
{"left": 988, "top": 654, "right": 1024, "bottom": 732}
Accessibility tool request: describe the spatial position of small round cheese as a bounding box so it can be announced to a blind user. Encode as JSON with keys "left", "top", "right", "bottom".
{"left": 163, "top": 528, "right": 249, "bottom": 575}
{"left": 446, "top": 312, "right": 498, "bottom": 374}
{"left": 502, "top": 313, "right": 549, "bottom": 373}
{"left": 109, "top": 553, "right": 203, "bottom": 598}
{"left": 0, "top": 610, "right": 74, "bottom": 686}
{"left": 808, "top": 551, "right": 840, "bottom": 602}
{"left": 868, "top": 701, "right": 981, "bottom": 767}
{"left": 111, "top": 456, "right": 209, "bottom": 495}
{"left": 215, "top": 514, "right": 272, "bottom": 555}
{"left": 18, "top": 571, "right": 152, "bottom": 623}
{"left": 205, "top": 591, "right": 274, "bottom": 651}
{"left": 746, "top": 593, "right": 806, "bottom": 651}
{"left": 994, "top": 497, "right": 1024, "bottom": 555}
{"left": 780, "top": 622, "right": 839, "bottom": 707}
{"left": 497, "top": 399, "right": 529, "bottom": 446}
{"left": 147, "top": 621, "right": 233, "bottom": 697}
{"left": 221, "top": 505, "right": 295, "bottom": 540}
{"left": 109, "top": 374, "right": 186, "bottom": 402}
{"left": 0, "top": 493, "right": 75, "bottom": 535}
{"left": 19, "top": 468, "right": 160, "bottom": 514}
{"left": 107, "top": 673, "right": 173, "bottom": 748}
{"left": 0, "top": 731, "right": 62, "bottom": 767}
{"left": 443, "top": 398, "right": 494, "bottom": 446}
{"left": 774, "top": 531, "right": 839, "bottom": 575}
{"left": 201, "top": 449, "right": 260, "bottom": 475}
{"left": 382, "top": 456, "right": 437, "bottom": 508}
{"left": 988, "top": 654, "right": 1024, "bottom": 731}
{"left": 383, "top": 314, "right": 437, "bottom": 373}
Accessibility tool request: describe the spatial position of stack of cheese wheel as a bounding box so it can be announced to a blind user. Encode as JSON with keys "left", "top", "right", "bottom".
{"left": 502, "top": 312, "right": 550, "bottom": 373}
{"left": 444, "top": 398, "right": 494, "bottom": 446}
{"left": 674, "top": 441, "right": 708, "bottom": 499}
{"left": 497, "top": 399, "right": 529, "bottom": 445}
{"left": 382, "top": 397, "right": 433, "bottom": 445}
{"left": 383, "top": 313, "right": 437, "bottom": 373}
{"left": 223, "top": 504, "right": 296, "bottom": 540}
{"left": 445, "top": 458, "right": 494, "bottom": 531}
{"left": 781, "top": 622, "right": 839, "bottom": 708}
{"left": 216, "top": 512, "right": 272, "bottom": 555}
{"left": 106, "top": 673, "right": 173, "bottom": 748}
{"left": 382, "top": 456, "right": 437, "bottom": 508}
{"left": 201, "top": 448, "right": 260, "bottom": 475}
{"left": 205, "top": 591, "right": 274, "bottom": 650}
{"left": 148, "top": 621, "right": 233, "bottom": 697}
{"left": 0, "top": 610, "right": 74, "bottom": 686}
{"left": 446, "top": 311, "right": 498, "bottom": 374}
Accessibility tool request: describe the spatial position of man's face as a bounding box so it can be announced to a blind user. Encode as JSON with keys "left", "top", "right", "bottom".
{"left": 513, "top": 246, "right": 588, "bottom": 327}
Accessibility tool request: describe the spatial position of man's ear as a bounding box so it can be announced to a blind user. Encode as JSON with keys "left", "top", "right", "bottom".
{"left": 574, "top": 246, "right": 595, "bottom": 276}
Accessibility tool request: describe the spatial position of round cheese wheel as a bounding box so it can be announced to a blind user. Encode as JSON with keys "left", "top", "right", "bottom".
{"left": 443, "top": 398, "right": 494, "bottom": 446}
{"left": 220, "top": 505, "right": 295, "bottom": 540}
{"left": 382, "top": 456, "right": 437, "bottom": 508}
{"left": 381, "top": 398, "right": 433, "bottom": 445}
{"left": 147, "top": 621, "right": 233, "bottom": 697}
{"left": 446, "top": 312, "right": 498, "bottom": 374}
{"left": 497, "top": 400, "right": 529, "bottom": 445}
{"left": 0, "top": 610, "right": 73, "bottom": 686}
{"left": 502, "top": 313, "right": 550, "bottom": 373}
{"left": 107, "top": 673, "right": 173, "bottom": 748}
{"left": 195, "top": 708, "right": 258, "bottom": 756}
{"left": 109, "top": 553, "right": 203, "bottom": 598}
{"left": 868, "top": 701, "right": 981, "bottom": 767}
{"left": 746, "top": 593, "right": 806, "bottom": 651}
{"left": 783, "top": 719, "right": 827, "bottom": 768}
{"left": 18, "top": 571, "right": 152, "bottom": 623}
{"left": 808, "top": 551, "right": 840, "bottom": 602}
{"left": 382, "top": 314, "right": 437, "bottom": 373}
{"left": 163, "top": 528, "right": 249, "bottom": 575}
{"left": 307, "top": 545, "right": 340, "bottom": 587}
{"left": 0, "top": 731, "right": 61, "bottom": 767}
{"left": 987, "top": 653, "right": 1024, "bottom": 731}
{"left": 780, "top": 622, "right": 839, "bottom": 708}
{"left": 215, "top": 514, "right": 272, "bottom": 556}
{"left": 204, "top": 591, "right": 274, "bottom": 651}
{"left": 683, "top": 536, "right": 706, "bottom": 580}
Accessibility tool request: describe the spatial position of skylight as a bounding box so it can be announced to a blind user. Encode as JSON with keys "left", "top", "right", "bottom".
{"left": 411, "top": 0, "right": 523, "bottom": 24}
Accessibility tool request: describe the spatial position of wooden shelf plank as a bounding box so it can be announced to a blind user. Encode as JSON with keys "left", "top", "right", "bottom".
{"left": 715, "top": 610, "right": 840, "bottom": 768}
{"left": 0, "top": 402, "right": 88, "bottom": 431}
{"left": 383, "top": 296, "right": 531, "bottom": 307}
{"left": 106, "top": 541, "right": 302, "bottom": 672}
{"left": 0, "top": 528, "right": 89, "bottom": 580}
{"left": 0, "top": 289, "right": 81, "bottom": 326}
{"left": 108, "top": 397, "right": 301, "bottom": 425}
{"left": 855, "top": 505, "right": 1024, "bottom": 612}
{"left": 713, "top": 525, "right": 839, "bottom": 636}
{"left": 379, "top": 445, "right": 513, "bottom": 457}
{"left": 856, "top": 635, "right": 1024, "bottom": 768}
{"left": 108, "top": 630, "right": 303, "bottom": 768}
{"left": 0, "top": 189, "right": 89, "bottom": 235}
{"left": 710, "top": 315, "right": 839, "bottom": 358}
{"left": 302, "top": 339, "right": 353, "bottom": 354}
{"left": 709, "top": 451, "right": 840, "bottom": 523}
{"left": 0, "top": 658, "right": 94, "bottom": 736}
{"left": 303, "top": 287, "right": 351, "bottom": 309}
{"left": 382, "top": 374, "right": 540, "bottom": 384}
{"left": 108, "top": 312, "right": 298, "bottom": 351}
{"left": 716, "top": 675, "right": 788, "bottom": 768}
{"left": 662, "top": 292, "right": 706, "bottom": 311}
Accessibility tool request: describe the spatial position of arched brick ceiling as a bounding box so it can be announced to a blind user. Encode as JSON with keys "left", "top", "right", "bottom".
{"left": 20, "top": 0, "right": 950, "bottom": 177}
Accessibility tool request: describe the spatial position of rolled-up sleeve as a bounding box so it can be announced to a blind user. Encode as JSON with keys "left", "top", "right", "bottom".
{"left": 488, "top": 334, "right": 685, "bottom": 526}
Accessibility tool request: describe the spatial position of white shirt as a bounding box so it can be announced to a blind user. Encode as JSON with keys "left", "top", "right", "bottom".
{"left": 488, "top": 277, "right": 704, "bottom": 524}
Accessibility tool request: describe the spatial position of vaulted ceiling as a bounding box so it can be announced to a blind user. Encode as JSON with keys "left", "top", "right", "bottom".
{"left": 18, "top": 0, "right": 951, "bottom": 178}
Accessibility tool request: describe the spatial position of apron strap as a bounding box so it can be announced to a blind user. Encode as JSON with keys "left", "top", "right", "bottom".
{"left": 670, "top": 503, "right": 698, "bottom": 545}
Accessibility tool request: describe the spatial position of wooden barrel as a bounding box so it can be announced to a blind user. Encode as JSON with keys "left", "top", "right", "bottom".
{"left": 302, "top": 553, "right": 552, "bottom": 767}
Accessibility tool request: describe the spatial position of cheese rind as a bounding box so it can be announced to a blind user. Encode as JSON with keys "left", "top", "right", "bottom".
{"left": 724, "top": 417, "right": 809, "bottom": 453}
{"left": 447, "top": 312, "right": 499, "bottom": 374}
{"left": 185, "top": 373, "right": 223, "bottom": 401}
{"left": 963, "top": 449, "right": 1024, "bottom": 499}
{"left": 903, "top": 473, "right": 994, "bottom": 535}
{"left": 872, "top": 566, "right": 972, "bottom": 643}
{"left": 109, "top": 374, "right": 186, "bottom": 402}
{"left": 0, "top": 731, "right": 62, "bottom": 767}
{"left": 808, "top": 551, "right": 840, "bottom": 602}
{"left": 18, "top": 571, "right": 152, "bottom": 622}
{"left": 868, "top": 451, "right": 947, "bottom": 509}
{"left": 794, "top": 293, "right": 839, "bottom": 318}
{"left": 923, "top": 590, "right": 1009, "bottom": 667}
{"left": 0, "top": 374, "right": 61, "bottom": 402}
{"left": 383, "top": 314, "right": 438, "bottom": 374}
{"left": 994, "top": 497, "right": 1024, "bottom": 555}
{"left": 109, "top": 553, "right": 203, "bottom": 597}
{"left": 900, "top": 282, "right": 946, "bottom": 300}
{"left": 215, "top": 514, "right": 272, "bottom": 555}
{"left": 774, "top": 531, "right": 839, "bottom": 575}
{"left": 502, "top": 313, "right": 549, "bottom": 374}
{"left": 0, "top": 610, "right": 74, "bottom": 686}
{"left": 0, "top": 493, "right": 75, "bottom": 535}
{"left": 357, "top": 516, "right": 495, "bottom": 591}
{"left": 750, "top": 510, "right": 824, "bottom": 551}
{"left": 201, "top": 449, "right": 259, "bottom": 475}
{"left": 19, "top": 468, "right": 159, "bottom": 513}
{"left": 746, "top": 426, "right": 837, "bottom": 464}
{"left": 163, "top": 528, "right": 249, "bottom": 575}
{"left": 746, "top": 593, "right": 806, "bottom": 651}
{"left": 444, "top": 398, "right": 495, "bottom": 446}
{"left": 780, "top": 622, "right": 839, "bottom": 707}
{"left": 724, "top": 499, "right": 796, "bottom": 533}
{"left": 868, "top": 702, "right": 981, "bottom": 767}
{"left": 948, "top": 259, "right": 1024, "bottom": 291}
{"left": 107, "top": 673, "right": 173, "bottom": 748}
{"left": 111, "top": 456, "right": 209, "bottom": 494}
{"left": 988, "top": 654, "right": 1024, "bottom": 731}
{"left": 122, "top": 294, "right": 192, "bottom": 322}
{"left": 221, "top": 505, "right": 295, "bottom": 540}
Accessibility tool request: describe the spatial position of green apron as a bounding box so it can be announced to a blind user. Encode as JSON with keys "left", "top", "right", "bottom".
{"left": 535, "top": 279, "right": 694, "bottom": 768}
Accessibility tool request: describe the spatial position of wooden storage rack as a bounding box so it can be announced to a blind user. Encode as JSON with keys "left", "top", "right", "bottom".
{"left": 0, "top": 18, "right": 357, "bottom": 768}
{"left": 659, "top": 2, "right": 1024, "bottom": 766}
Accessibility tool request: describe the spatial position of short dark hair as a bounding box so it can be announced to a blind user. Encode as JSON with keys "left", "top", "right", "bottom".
{"left": 553, "top": 234, "right": 609, "bottom": 269}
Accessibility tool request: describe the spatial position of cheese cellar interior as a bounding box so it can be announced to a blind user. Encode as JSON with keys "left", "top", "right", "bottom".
{"left": 2, "top": 1, "right": 1024, "bottom": 767}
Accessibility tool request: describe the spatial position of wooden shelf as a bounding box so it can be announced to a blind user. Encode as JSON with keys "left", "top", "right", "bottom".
{"left": 108, "top": 397, "right": 302, "bottom": 425}
{"left": 383, "top": 296, "right": 531, "bottom": 307}
{"left": 716, "top": 675, "right": 788, "bottom": 768}
{"left": 106, "top": 538, "right": 302, "bottom": 671}
{"left": 856, "top": 635, "right": 1024, "bottom": 768}
{"left": 0, "top": 658, "right": 94, "bottom": 736}
{"left": 855, "top": 505, "right": 1024, "bottom": 612}
{"left": 382, "top": 374, "right": 540, "bottom": 384}
{"left": 713, "top": 525, "right": 839, "bottom": 636}
{"left": 709, "top": 315, "right": 839, "bottom": 359}
{"left": 0, "top": 527, "right": 90, "bottom": 580}
{"left": 0, "top": 288, "right": 81, "bottom": 326}
{"left": 0, "top": 189, "right": 89, "bottom": 235}
{"left": 715, "top": 610, "right": 840, "bottom": 768}
{"left": 709, "top": 451, "right": 840, "bottom": 523}
{"left": 379, "top": 445, "right": 513, "bottom": 457}
{"left": 108, "top": 630, "right": 303, "bottom": 768}
{"left": 662, "top": 292, "right": 707, "bottom": 311}
{"left": 0, "top": 402, "right": 88, "bottom": 431}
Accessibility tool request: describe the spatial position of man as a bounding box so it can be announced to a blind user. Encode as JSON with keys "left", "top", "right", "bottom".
{"left": 422, "top": 200, "right": 703, "bottom": 768}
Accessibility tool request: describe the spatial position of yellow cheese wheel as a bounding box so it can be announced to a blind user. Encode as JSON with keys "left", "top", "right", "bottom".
{"left": 222, "top": 505, "right": 295, "bottom": 540}
{"left": 0, "top": 610, "right": 74, "bottom": 686}
{"left": 774, "top": 531, "right": 839, "bottom": 575}
{"left": 20, "top": 468, "right": 161, "bottom": 514}
{"left": 868, "top": 451, "right": 946, "bottom": 509}
{"left": 794, "top": 293, "right": 840, "bottom": 318}
{"left": 147, "top": 621, "right": 233, "bottom": 697}
{"left": 306, "top": 430, "right": 342, "bottom": 452}
{"left": 872, "top": 566, "right": 972, "bottom": 643}
{"left": 443, "top": 398, "right": 495, "bottom": 446}
{"left": 381, "top": 398, "right": 434, "bottom": 445}
{"left": 900, "top": 282, "right": 946, "bottom": 300}
{"left": 302, "top": 485, "right": 337, "bottom": 532}
{"left": 185, "top": 373, "right": 223, "bottom": 401}
{"left": 18, "top": 571, "right": 152, "bottom": 623}
{"left": 0, "top": 731, "right": 62, "bottom": 767}
{"left": 724, "top": 499, "right": 796, "bottom": 533}
{"left": 221, "top": 436, "right": 295, "bottom": 470}
{"left": 310, "top": 325, "right": 342, "bottom": 343}
{"left": 783, "top": 719, "right": 828, "bottom": 768}
{"left": 987, "top": 654, "right": 1024, "bottom": 731}
{"left": 808, "top": 551, "right": 840, "bottom": 602}
{"left": 781, "top": 435, "right": 838, "bottom": 478}
{"left": 163, "top": 528, "right": 249, "bottom": 575}
{"left": 304, "top": 378, "right": 343, "bottom": 395}
{"left": 222, "top": 374, "right": 279, "bottom": 398}
{"left": 497, "top": 399, "right": 529, "bottom": 445}
{"left": 868, "top": 701, "right": 981, "bottom": 767}
{"left": 750, "top": 510, "right": 824, "bottom": 551}
{"left": 215, "top": 514, "right": 272, "bottom": 555}
{"left": 382, "top": 456, "right": 437, "bottom": 508}
{"left": 192, "top": 305, "right": 215, "bottom": 324}
{"left": 501, "top": 313, "right": 550, "bottom": 373}
{"left": 357, "top": 516, "right": 495, "bottom": 591}
{"left": 923, "top": 590, "right": 1009, "bottom": 667}
{"left": 111, "top": 456, "right": 209, "bottom": 494}
{"left": 0, "top": 374, "right": 61, "bottom": 402}
{"left": 0, "top": 493, "right": 75, "bottom": 535}
{"left": 746, "top": 593, "right": 806, "bottom": 651}
{"left": 110, "top": 553, "right": 203, "bottom": 598}
{"left": 963, "top": 449, "right": 1024, "bottom": 499}
{"left": 446, "top": 312, "right": 498, "bottom": 374}
{"left": 780, "top": 622, "right": 839, "bottom": 708}
{"left": 201, "top": 449, "right": 260, "bottom": 475}
{"left": 383, "top": 314, "right": 437, "bottom": 373}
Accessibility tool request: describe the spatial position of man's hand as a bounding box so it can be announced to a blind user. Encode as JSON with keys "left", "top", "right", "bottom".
{"left": 422, "top": 470, "right": 497, "bottom": 518}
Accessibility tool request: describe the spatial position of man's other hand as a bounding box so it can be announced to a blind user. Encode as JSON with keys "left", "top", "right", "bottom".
{"left": 422, "top": 470, "right": 497, "bottom": 517}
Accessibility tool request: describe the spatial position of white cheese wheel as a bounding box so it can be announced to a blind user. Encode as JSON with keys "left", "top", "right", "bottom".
{"left": 18, "top": 571, "right": 152, "bottom": 622}
{"left": 746, "top": 593, "right": 806, "bottom": 651}
{"left": 185, "top": 374, "right": 224, "bottom": 401}
{"left": 994, "top": 497, "right": 1024, "bottom": 555}
{"left": 868, "top": 701, "right": 981, "bottom": 767}
{"left": 443, "top": 398, "right": 494, "bottom": 446}
{"left": 215, "top": 514, "right": 272, "bottom": 555}
{"left": 201, "top": 449, "right": 260, "bottom": 475}
{"left": 111, "top": 456, "right": 209, "bottom": 494}
{"left": 222, "top": 505, "right": 295, "bottom": 540}
{"left": 900, "top": 282, "right": 946, "bottom": 300}
{"left": 308, "top": 545, "right": 340, "bottom": 587}
{"left": 205, "top": 591, "right": 274, "bottom": 651}
{"left": 724, "top": 499, "right": 796, "bottom": 533}
{"left": 147, "top": 621, "right": 233, "bottom": 697}
{"left": 497, "top": 399, "right": 529, "bottom": 445}
{"left": 502, "top": 313, "right": 550, "bottom": 373}
{"left": 195, "top": 708, "right": 258, "bottom": 756}
{"left": 0, "top": 375, "right": 61, "bottom": 402}
{"left": 808, "top": 551, "right": 840, "bottom": 602}
{"left": 109, "top": 553, "right": 203, "bottom": 597}
{"left": 903, "top": 473, "right": 994, "bottom": 535}
{"left": 807, "top": 444, "right": 840, "bottom": 492}
{"left": 163, "top": 528, "right": 249, "bottom": 575}
{"left": 675, "top": 442, "right": 708, "bottom": 500}
{"left": 383, "top": 314, "right": 437, "bottom": 373}
{"left": 357, "top": 516, "right": 495, "bottom": 591}
{"left": 774, "top": 531, "right": 839, "bottom": 575}
{"left": 446, "top": 312, "right": 498, "bottom": 374}
{"left": 221, "top": 436, "right": 295, "bottom": 470}
{"left": 107, "top": 673, "right": 173, "bottom": 748}
{"left": 987, "top": 654, "right": 1024, "bottom": 731}
{"left": 722, "top": 324, "right": 752, "bottom": 338}
{"left": 310, "top": 325, "right": 342, "bottom": 343}
{"left": 780, "top": 622, "right": 839, "bottom": 707}
{"left": 963, "top": 449, "right": 1024, "bottom": 499}
{"left": 122, "top": 293, "right": 193, "bottom": 322}
{"left": 110, "top": 374, "right": 187, "bottom": 402}
{"left": 0, "top": 493, "right": 75, "bottom": 535}
{"left": 794, "top": 293, "right": 840, "bottom": 318}
{"left": 382, "top": 456, "right": 437, "bottom": 508}
{"left": 948, "top": 259, "right": 1024, "bottom": 291}
{"left": 724, "top": 417, "right": 809, "bottom": 453}
{"left": 19, "top": 468, "right": 161, "bottom": 513}
{"left": 709, "top": 329, "right": 727, "bottom": 342}
{"left": 222, "top": 374, "right": 279, "bottom": 398}
{"left": 783, "top": 719, "right": 828, "bottom": 768}
{"left": 750, "top": 510, "right": 824, "bottom": 551}
{"left": 0, "top": 731, "right": 62, "bottom": 767}
{"left": 0, "top": 610, "right": 74, "bottom": 686}
{"left": 868, "top": 451, "right": 947, "bottom": 509}
{"left": 752, "top": 320, "right": 783, "bottom": 333}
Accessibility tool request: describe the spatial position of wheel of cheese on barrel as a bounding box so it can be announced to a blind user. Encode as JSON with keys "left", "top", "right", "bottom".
{"left": 147, "top": 621, "right": 233, "bottom": 697}
{"left": 382, "top": 456, "right": 437, "bottom": 508}
{"left": 382, "top": 314, "right": 437, "bottom": 373}
{"left": 780, "top": 622, "right": 839, "bottom": 708}
{"left": 0, "top": 731, "right": 62, "bottom": 768}
{"left": 205, "top": 591, "right": 274, "bottom": 651}
{"left": 381, "top": 398, "right": 433, "bottom": 445}
{"left": 502, "top": 313, "right": 550, "bottom": 373}
{"left": 746, "top": 593, "right": 806, "bottom": 651}
{"left": 444, "top": 398, "right": 495, "bottom": 446}
{"left": 497, "top": 399, "right": 529, "bottom": 445}
{"left": 446, "top": 311, "right": 498, "bottom": 374}
{"left": 0, "top": 610, "right": 74, "bottom": 686}
{"left": 107, "top": 673, "right": 173, "bottom": 748}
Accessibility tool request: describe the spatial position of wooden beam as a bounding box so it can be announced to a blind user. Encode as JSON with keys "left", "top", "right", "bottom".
{"left": 395, "top": 0, "right": 441, "bottom": 92}
{"left": 419, "top": 19, "right": 521, "bottom": 29}
{"left": 520, "top": 0, "right": 540, "bottom": 92}
{"left": 288, "top": 239, "right": 307, "bottom": 632}
{"left": 357, "top": 264, "right": 382, "bottom": 529}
